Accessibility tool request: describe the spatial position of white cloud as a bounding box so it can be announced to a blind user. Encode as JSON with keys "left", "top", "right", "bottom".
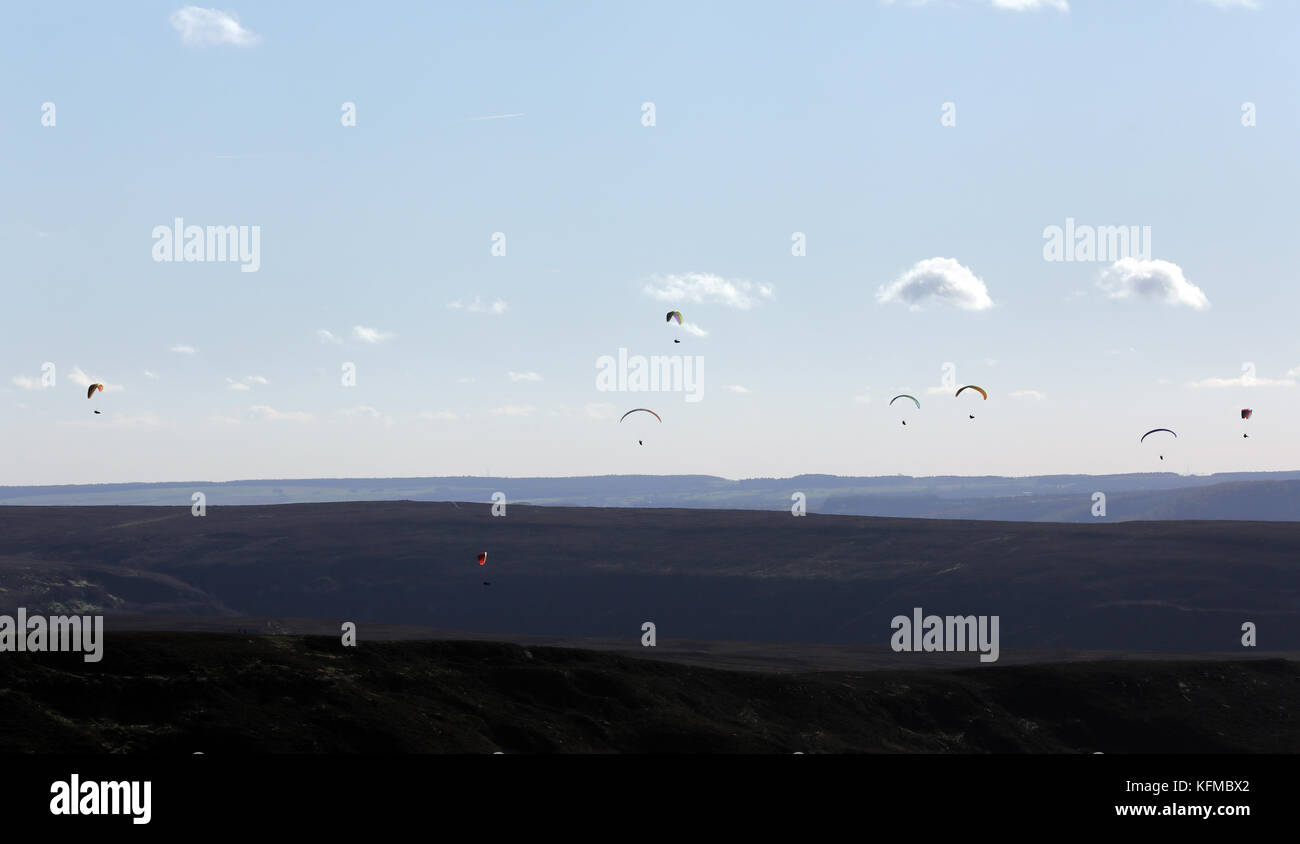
{"left": 353, "top": 325, "right": 395, "bottom": 343}
{"left": 68, "top": 367, "right": 123, "bottom": 392}
{"left": 508, "top": 371, "right": 543, "bottom": 383}
{"left": 249, "top": 405, "right": 312, "bottom": 422}
{"left": 682, "top": 322, "right": 708, "bottom": 337}
{"left": 209, "top": 415, "right": 241, "bottom": 425}
{"left": 143, "top": 371, "right": 159, "bottom": 380}
{"left": 853, "top": 394, "right": 872, "bottom": 405}
{"left": 341, "top": 405, "right": 382, "bottom": 419}
{"left": 1198, "top": 0, "right": 1259, "bottom": 8}
{"left": 11, "top": 376, "right": 43, "bottom": 391}
{"left": 109, "top": 413, "right": 163, "bottom": 427}
{"left": 491, "top": 405, "right": 536, "bottom": 417}
{"left": 448, "top": 297, "right": 507, "bottom": 315}
{"left": 584, "top": 403, "right": 617, "bottom": 420}
{"left": 1190, "top": 374, "right": 1294, "bottom": 388}
{"left": 1011, "top": 390, "right": 1047, "bottom": 400}
{"left": 1097, "top": 258, "right": 1209, "bottom": 310}
{"left": 170, "top": 344, "right": 196, "bottom": 354}
{"left": 226, "top": 375, "right": 267, "bottom": 390}
{"left": 989, "top": 0, "right": 1068, "bottom": 10}
{"left": 317, "top": 329, "right": 342, "bottom": 344}
{"left": 644, "top": 272, "right": 774, "bottom": 310}
{"left": 925, "top": 385, "right": 952, "bottom": 395}
{"left": 419, "top": 410, "right": 458, "bottom": 421}
{"left": 883, "top": 0, "right": 1068, "bottom": 9}
{"left": 169, "top": 6, "right": 260, "bottom": 47}
{"left": 724, "top": 385, "right": 750, "bottom": 393}
{"left": 878, "top": 258, "right": 994, "bottom": 311}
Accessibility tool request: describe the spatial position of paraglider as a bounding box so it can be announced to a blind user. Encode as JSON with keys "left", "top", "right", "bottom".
{"left": 955, "top": 385, "right": 986, "bottom": 419}
{"left": 666, "top": 311, "right": 683, "bottom": 343}
{"left": 87, "top": 384, "right": 103, "bottom": 399}
{"left": 1242, "top": 408, "right": 1252, "bottom": 438}
{"left": 621, "top": 408, "right": 661, "bottom": 446}
{"left": 1140, "top": 428, "right": 1177, "bottom": 460}
{"left": 890, "top": 394, "right": 919, "bottom": 426}
{"left": 477, "top": 552, "right": 487, "bottom": 566}
{"left": 620, "top": 408, "right": 662, "bottom": 423}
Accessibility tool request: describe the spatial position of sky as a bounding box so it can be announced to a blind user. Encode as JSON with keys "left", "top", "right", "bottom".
{"left": 1, "top": 0, "right": 1297, "bottom": 485}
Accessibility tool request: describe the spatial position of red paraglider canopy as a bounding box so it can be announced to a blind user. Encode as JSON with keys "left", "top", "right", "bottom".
{"left": 477, "top": 552, "right": 487, "bottom": 566}
{"left": 1241, "top": 408, "right": 1253, "bottom": 419}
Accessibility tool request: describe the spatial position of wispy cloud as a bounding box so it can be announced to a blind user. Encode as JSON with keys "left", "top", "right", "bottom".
{"left": 340, "top": 405, "right": 382, "bottom": 419}
{"left": 353, "top": 325, "right": 395, "bottom": 343}
{"left": 226, "top": 375, "right": 267, "bottom": 390}
{"left": 143, "top": 370, "right": 159, "bottom": 380}
{"left": 170, "top": 344, "right": 196, "bottom": 354}
{"left": 682, "top": 322, "right": 708, "bottom": 337}
{"left": 11, "top": 375, "right": 45, "bottom": 391}
{"left": 68, "top": 366, "right": 124, "bottom": 392}
{"left": 644, "top": 272, "right": 774, "bottom": 310}
{"left": 1011, "top": 390, "right": 1047, "bottom": 400}
{"left": 169, "top": 6, "right": 260, "bottom": 47}
{"left": 447, "top": 297, "right": 508, "bottom": 315}
{"left": 878, "top": 258, "right": 993, "bottom": 311}
{"left": 1098, "top": 258, "right": 1209, "bottom": 310}
{"left": 418, "top": 410, "right": 458, "bottom": 421}
{"left": 584, "top": 403, "right": 617, "bottom": 420}
{"left": 491, "top": 405, "right": 536, "bottom": 417}
{"left": 724, "top": 385, "right": 750, "bottom": 393}
{"left": 1190, "top": 373, "right": 1294, "bottom": 388}
{"left": 249, "top": 405, "right": 312, "bottom": 421}
{"left": 317, "top": 329, "right": 342, "bottom": 344}
{"left": 507, "top": 371, "right": 543, "bottom": 383}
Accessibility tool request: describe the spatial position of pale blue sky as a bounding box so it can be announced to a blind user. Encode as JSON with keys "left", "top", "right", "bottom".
{"left": 2, "top": 0, "right": 1297, "bottom": 484}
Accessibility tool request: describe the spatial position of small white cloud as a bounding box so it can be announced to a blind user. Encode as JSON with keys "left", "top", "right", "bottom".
{"left": 724, "top": 385, "right": 750, "bottom": 393}
{"left": 1198, "top": 0, "right": 1258, "bottom": 8}
{"left": 1190, "top": 374, "right": 1294, "bottom": 388}
{"left": 68, "top": 366, "right": 123, "bottom": 392}
{"left": 419, "top": 410, "right": 458, "bottom": 421}
{"left": 584, "top": 403, "right": 617, "bottom": 420}
{"left": 209, "top": 415, "right": 241, "bottom": 425}
{"left": 1010, "top": 390, "right": 1046, "bottom": 400}
{"left": 227, "top": 380, "right": 251, "bottom": 391}
{"left": 341, "top": 405, "right": 382, "bottom": 419}
{"left": 878, "top": 258, "right": 993, "bottom": 311}
{"left": 249, "top": 405, "right": 313, "bottom": 422}
{"left": 448, "top": 296, "right": 508, "bottom": 315}
{"left": 989, "top": 0, "right": 1068, "bottom": 10}
{"left": 925, "top": 385, "right": 952, "bottom": 395}
{"left": 853, "top": 394, "right": 872, "bottom": 405}
{"left": 508, "top": 371, "right": 543, "bottom": 383}
{"left": 226, "top": 375, "right": 268, "bottom": 390}
{"left": 491, "top": 405, "right": 535, "bottom": 417}
{"left": 144, "top": 370, "right": 159, "bottom": 380}
{"left": 317, "top": 329, "right": 342, "bottom": 344}
{"left": 353, "top": 325, "right": 395, "bottom": 343}
{"left": 170, "top": 344, "right": 196, "bottom": 354}
{"left": 682, "top": 322, "right": 708, "bottom": 337}
{"left": 11, "top": 376, "right": 43, "bottom": 391}
{"left": 644, "top": 272, "right": 774, "bottom": 310}
{"left": 169, "top": 6, "right": 260, "bottom": 47}
{"left": 1098, "top": 258, "right": 1209, "bottom": 310}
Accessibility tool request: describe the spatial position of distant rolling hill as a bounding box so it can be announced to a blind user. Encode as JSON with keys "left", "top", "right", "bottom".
{"left": 4, "top": 471, "right": 1300, "bottom": 521}
{"left": 1, "top": 502, "right": 1297, "bottom": 652}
